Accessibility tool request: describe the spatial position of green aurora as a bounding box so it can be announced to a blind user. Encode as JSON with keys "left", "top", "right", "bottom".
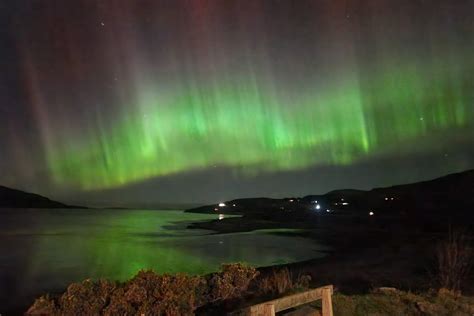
{"left": 48, "top": 60, "right": 473, "bottom": 190}
{"left": 4, "top": 0, "right": 474, "bottom": 198}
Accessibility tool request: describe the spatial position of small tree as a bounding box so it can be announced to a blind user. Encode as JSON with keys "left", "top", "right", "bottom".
{"left": 436, "top": 229, "right": 473, "bottom": 293}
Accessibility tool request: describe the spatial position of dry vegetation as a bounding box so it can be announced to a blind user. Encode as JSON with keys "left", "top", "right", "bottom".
{"left": 435, "top": 230, "right": 473, "bottom": 293}
{"left": 26, "top": 263, "right": 258, "bottom": 316}
{"left": 26, "top": 264, "right": 315, "bottom": 315}
{"left": 253, "top": 267, "right": 311, "bottom": 296}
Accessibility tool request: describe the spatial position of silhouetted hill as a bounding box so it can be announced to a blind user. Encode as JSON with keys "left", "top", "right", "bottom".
{"left": 186, "top": 169, "right": 474, "bottom": 220}
{"left": 0, "top": 186, "right": 85, "bottom": 209}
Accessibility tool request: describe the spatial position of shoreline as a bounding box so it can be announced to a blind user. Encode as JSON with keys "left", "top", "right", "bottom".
{"left": 187, "top": 213, "right": 474, "bottom": 296}
{"left": 19, "top": 211, "right": 474, "bottom": 315}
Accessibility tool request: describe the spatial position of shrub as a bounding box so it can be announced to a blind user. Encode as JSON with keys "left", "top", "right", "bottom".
{"left": 255, "top": 267, "right": 311, "bottom": 295}
{"left": 207, "top": 263, "right": 259, "bottom": 301}
{"left": 105, "top": 271, "right": 206, "bottom": 315}
{"left": 27, "top": 279, "right": 116, "bottom": 316}
{"left": 26, "top": 264, "right": 260, "bottom": 315}
{"left": 26, "top": 295, "right": 58, "bottom": 316}
{"left": 59, "top": 279, "right": 116, "bottom": 315}
{"left": 435, "top": 230, "right": 473, "bottom": 293}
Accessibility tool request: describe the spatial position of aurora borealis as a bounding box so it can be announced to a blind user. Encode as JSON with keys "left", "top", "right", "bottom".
{"left": 1, "top": 0, "right": 473, "bottom": 205}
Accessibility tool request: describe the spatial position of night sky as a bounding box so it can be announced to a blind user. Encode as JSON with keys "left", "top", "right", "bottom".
{"left": 1, "top": 0, "right": 473, "bottom": 206}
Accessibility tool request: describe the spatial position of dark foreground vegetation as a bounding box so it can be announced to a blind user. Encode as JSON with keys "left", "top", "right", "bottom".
{"left": 26, "top": 263, "right": 290, "bottom": 315}
{"left": 26, "top": 262, "right": 474, "bottom": 316}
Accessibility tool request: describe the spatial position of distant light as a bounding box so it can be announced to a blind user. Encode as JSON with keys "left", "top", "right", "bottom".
{"left": 390, "top": 197, "right": 394, "bottom": 201}
{"left": 214, "top": 208, "right": 218, "bottom": 211}
{"left": 326, "top": 209, "right": 331, "bottom": 213}
{"left": 232, "top": 204, "right": 236, "bottom": 207}
{"left": 289, "top": 199, "right": 294, "bottom": 202}
{"left": 369, "top": 211, "right": 374, "bottom": 216}
{"left": 313, "top": 200, "right": 318, "bottom": 204}
{"left": 385, "top": 197, "right": 389, "bottom": 201}
{"left": 342, "top": 202, "right": 349, "bottom": 206}
{"left": 218, "top": 202, "right": 226, "bottom": 207}
{"left": 341, "top": 198, "right": 344, "bottom": 201}
{"left": 218, "top": 214, "right": 225, "bottom": 220}
{"left": 316, "top": 204, "right": 321, "bottom": 210}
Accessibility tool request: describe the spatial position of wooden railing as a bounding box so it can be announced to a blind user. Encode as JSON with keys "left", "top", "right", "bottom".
{"left": 237, "top": 285, "right": 333, "bottom": 316}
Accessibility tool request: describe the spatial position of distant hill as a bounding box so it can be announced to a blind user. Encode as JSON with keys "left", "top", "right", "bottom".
{"left": 0, "top": 186, "right": 85, "bottom": 209}
{"left": 186, "top": 169, "right": 474, "bottom": 219}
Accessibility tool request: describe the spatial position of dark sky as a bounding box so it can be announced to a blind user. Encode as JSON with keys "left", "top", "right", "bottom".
{"left": 1, "top": 0, "right": 473, "bottom": 207}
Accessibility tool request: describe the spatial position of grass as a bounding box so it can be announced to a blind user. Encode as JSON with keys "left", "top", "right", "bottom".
{"left": 309, "top": 288, "right": 474, "bottom": 316}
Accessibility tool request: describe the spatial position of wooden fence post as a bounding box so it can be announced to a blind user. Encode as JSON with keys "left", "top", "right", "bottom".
{"left": 264, "top": 304, "right": 275, "bottom": 316}
{"left": 322, "top": 287, "right": 333, "bottom": 316}
{"left": 252, "top": 303, "right": 275, "bottom": 316}
{"left": 244, "top": 285, "right": 333, "bottom": 316}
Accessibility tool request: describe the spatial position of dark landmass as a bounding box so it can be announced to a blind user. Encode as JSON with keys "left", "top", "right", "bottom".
{"left": 0, "top": 185, "right": 86, "bottom": 209}
{"left": 186, "top": 169, "right": 474, "bottom": 230}
{"left": 105, "top": 201, "right": 202, "bottom": 210}
{"left": 186, "top": 169, "right": 474, "bottom": 296}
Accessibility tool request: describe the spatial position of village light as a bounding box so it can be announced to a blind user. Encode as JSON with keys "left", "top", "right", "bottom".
{"left": 218, "top": 202, "right": 226, "bottom": 207}
{"left": 369, "top": 211, "right": 374, "bottom": 216}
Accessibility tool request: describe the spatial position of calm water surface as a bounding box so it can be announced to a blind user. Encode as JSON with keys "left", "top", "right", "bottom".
{"left": 0, "top": 209, "right": 326, "bottom": 313}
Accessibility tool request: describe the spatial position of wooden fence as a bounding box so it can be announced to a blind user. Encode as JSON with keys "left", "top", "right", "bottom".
{"left": 237, "top": 285, "right": 333, "bottom": 316}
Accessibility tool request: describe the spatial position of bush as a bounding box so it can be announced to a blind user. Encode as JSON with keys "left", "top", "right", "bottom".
{"left": 207, "top": 263, "right": 259, "bottom": 301}
{"left": 255, "top": 267, "right": 311, "bottom": 295}
{"left": 27, "top": 279, "right": 116, "bottom": 316}
{"left": 26, "top": 295, "right": 57, "bottom": 316}
{"left": 110, "top": 271, "right": 205, "bottom": 315}
{"left": 436, "top": 230, "right": 473, "bottom": 293}
{"left": 26, "top": 264, "right": 259, "bottom": 315}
